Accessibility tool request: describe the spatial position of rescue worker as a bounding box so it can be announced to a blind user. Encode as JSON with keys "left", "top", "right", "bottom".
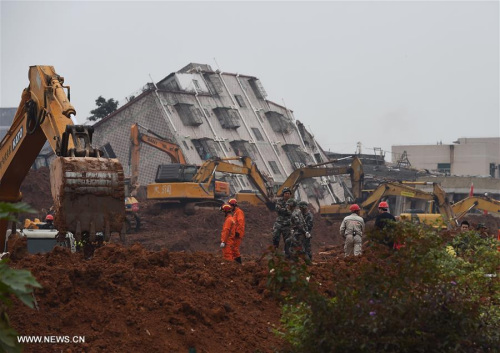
{"left": 340, "top": 204, "right": 365, "bottom": 257}
{"left": 219, "top": 204, "right": 237, "bottom": 261}
{"left": 286, "top": 198, "right": 308, "bottom": 261}
{"left": 228, "top": 198, "right": 245, "bottom": 264}
{"left": 272, "top": 187, "right": 292, "bottom": 255}
{"left": 476, "top": 223, "right": 489, "bottom": 239}
{"left": 374, "top": 201, "right": 397, "bottom": 248}
{"left": 298, "top": 201, "right": 313, "bottom": 262}
{"left": 39, "top": 214, "right": 55, "bottom": 230}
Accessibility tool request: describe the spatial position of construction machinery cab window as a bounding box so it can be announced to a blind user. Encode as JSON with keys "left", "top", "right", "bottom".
{"left": 192, "top": 138, "right": 219, "bottom": 160}
{"left": 174, "top": 103, "right": 204, "bottom": 127}
{"left": 437, "top": 163, "right": 451, "bottom": 175}
{"left": 282, "top": 144, "right": 311, "bottom": 169}
{"left": 213, "top": 107, "right": 241, "bottom": 129}
{"left": 265, "top": 111, "right": 293, "bottom": 134}
{"left": 155, "top": 164, "right": 198, "bottom": 183}
{"left": 230, "top": 140, "right": 256, "bottom": 159}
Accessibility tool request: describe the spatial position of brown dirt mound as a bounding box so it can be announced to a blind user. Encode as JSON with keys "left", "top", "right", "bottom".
{"left": 125, "top": 200, "right": 344, "bottom": 257}
{"left": 8, "top": 244, "right": 283, "bottom": 353}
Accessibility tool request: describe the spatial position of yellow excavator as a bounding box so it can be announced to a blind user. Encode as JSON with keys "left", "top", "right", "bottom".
{"left": 147, "top": 156, "right": 273, "bottom": 212}
{"left": 451, "top": 195, "right": 500, "bottom": 219}
{"left": 236, "top": 156, "right": 364, "bottom": 207}
{"left": 321, "top": 181, "right": 456, "bottom": 228}
{"left": 0, "top": 66, "right": 125, "bottom": 252}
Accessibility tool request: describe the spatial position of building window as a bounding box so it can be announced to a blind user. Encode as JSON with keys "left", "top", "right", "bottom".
{"left": 213, "top": 107, "right": 241, "bottom": 129}
{"left": 268, "top": 161, "right": 281, "bottom": 175}
{"left": 282, "top": 144, "right": 311, "bottom": 169}
{"left": 182, "top": 141, "right": 189, "bottom": 150}
{"left": 265, "top": 111, "right": 293, "bottom": 134}
{"left": 101, "top": 143, "right": 117, "bottom": 158}
{"left": 251, "top": 127, "right": 264, "bottom": 141}
{"left": 437, "top": 163, "right": 451, "bottom": 174}
{"left": 234, "top": 95, "right": 246, "bottom": 108}
{"left": 193, "top": 79, "right": 201, "bottom": 91}
{"left": 192, "top": 138, "right": 219, "bottom": 160}
{"left": 174, "top": 103, "right": 204, "bottom": 126}
{"left": 248, "top": 78, "right": 267, "bottom": 99}
{"left": 490, "top": 163, "right": 497, "bottom": 178}
{"left": 203, "top": 108, "right": 211, "bottom": 117}
{"left": 207, "top": 74, "right": 224, "bottom": 93}
{"left": 230, "top": 140, "right": 256, "bottom": 159}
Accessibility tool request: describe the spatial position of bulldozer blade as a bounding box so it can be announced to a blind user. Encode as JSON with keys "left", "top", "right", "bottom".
{"left": 50, "top": 157, "right": 125, "bottom": 238}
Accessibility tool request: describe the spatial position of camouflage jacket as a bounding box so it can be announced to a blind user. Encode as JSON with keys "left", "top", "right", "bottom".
{"left": 290, "top": 208, "right": 306, "bottom": 234}
{"left": 275, "top": 198, "right": 291, "bottom": 225}
{"left": 303, "top": 211, "right": 313, "bottom": 233}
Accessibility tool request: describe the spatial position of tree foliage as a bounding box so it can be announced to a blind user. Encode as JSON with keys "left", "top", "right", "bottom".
{"left": 268, "top": 223, "right": 500, "bottom": 352}
{"left": 0, "top": 202, "right": 41, "bottom": 353}
{"left": 87, "top": 96, "right": 119, "bottom": 122}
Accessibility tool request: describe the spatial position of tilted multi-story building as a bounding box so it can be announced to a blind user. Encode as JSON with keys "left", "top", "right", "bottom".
{"left": 92, "top": 63, "right": 349, "bottom": 206}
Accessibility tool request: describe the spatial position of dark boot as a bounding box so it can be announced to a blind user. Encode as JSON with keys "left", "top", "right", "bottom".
{"left": 234, "top": 257, "right": 242, "bottom": 264}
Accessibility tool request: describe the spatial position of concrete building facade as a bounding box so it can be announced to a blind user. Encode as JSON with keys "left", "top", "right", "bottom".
{"left": 92, "top": 63, "right": 346, "bottom": 206}
{"left": 392, "top": 137, "right": 500, "bottom": 178}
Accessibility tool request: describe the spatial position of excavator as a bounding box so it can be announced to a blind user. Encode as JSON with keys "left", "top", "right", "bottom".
{"left": 147, "top": 156, "right": 273, "bottom": 213}
{"left": 0, "top": 66, "right": 125, "bottom": 252}
{"left": 129, "top": 122, "right": 187, "bottom": 197}
{"left": 321, "top": 181, "right": 457, "bottom": 228}
{"left": 451, "top": 195, "right": 500, "bottom": 219}
{"left": 236, "top": 156, "right": 364, "bottom": 207}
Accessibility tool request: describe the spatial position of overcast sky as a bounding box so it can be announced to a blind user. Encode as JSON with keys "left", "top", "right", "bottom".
{"left": 1, "top": 0, "right": 499, "bottom": 162}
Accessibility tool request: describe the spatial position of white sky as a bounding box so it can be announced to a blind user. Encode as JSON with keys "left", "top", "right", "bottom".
{"left": 1, "top": 0, "right": 499, "bottom": 162}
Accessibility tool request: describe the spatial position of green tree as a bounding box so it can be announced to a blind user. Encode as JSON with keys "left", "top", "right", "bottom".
{"left": 269, "top": 223, "right": 500, "bottom": 352}
{"left": 87, "top": 96, "right": 119, "bottom": 121}
{"left": 0, "top": 202, "right": 41, "bottom": 353}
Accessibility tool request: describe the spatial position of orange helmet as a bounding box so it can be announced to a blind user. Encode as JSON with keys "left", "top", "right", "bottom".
{"left": 45, "top": 214, "right": 54, "bottom": 221}
{"left": 349, "top": 204, "right": 361, "bottom": 212}
{"left": 220, "top": 204, "right": 232, "bottom": 212}
{"left": 378, "top": 201, "right": 389, "bottom": 209}
{"left": 228, "top": 198, "right": 237, "bottom": 206}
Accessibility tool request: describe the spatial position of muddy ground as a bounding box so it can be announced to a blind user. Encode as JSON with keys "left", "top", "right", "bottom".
{"left": 7, "top": 167, "right": 500, "bottom": 352}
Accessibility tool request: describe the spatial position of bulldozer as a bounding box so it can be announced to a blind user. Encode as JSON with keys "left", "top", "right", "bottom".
{"left": 0, "top": 65, "right": 125, "bottom": 252}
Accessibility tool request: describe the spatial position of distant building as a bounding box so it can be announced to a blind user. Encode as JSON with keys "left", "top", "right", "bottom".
{"left": 92, "top": 63, "right": 345, "bottom": 206}
{"left": 0, "top": 107, "right": 54, "bottom": 170}
{"left": 392, "top": 138, "right": 500, "bottom": 178}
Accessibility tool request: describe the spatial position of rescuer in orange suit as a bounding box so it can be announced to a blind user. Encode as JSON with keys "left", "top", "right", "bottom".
{"left": 228, "top": 198, "right": 245, "bottom": 264}
{"left": 220, "top": 204, "right": 237, "bottom": 261}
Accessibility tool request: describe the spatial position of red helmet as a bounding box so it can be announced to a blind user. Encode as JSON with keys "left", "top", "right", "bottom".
{"left": 45, "top": 214, "right": 54, "bottom": 221}
{"left": 378, "top": 201, "right": 389, "bottom": 209}
{"left": 220, "top": 204, "right": 232, "bottom": 212}
{"left": 349, "top": 204, "right": 360, "bottom": 212}
{"left": 228, "top": 198, "right": 237, "bottom": 206}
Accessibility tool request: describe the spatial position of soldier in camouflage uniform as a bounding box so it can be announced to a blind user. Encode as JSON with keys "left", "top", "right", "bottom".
{"left": 272, "top": 187, "right": 292, "bottom": 255}
{"left": 299, "top": 201, "right": 313, "bottom": 262}
{"left": 286, "top": 198, "right": 308, "bottom": 261}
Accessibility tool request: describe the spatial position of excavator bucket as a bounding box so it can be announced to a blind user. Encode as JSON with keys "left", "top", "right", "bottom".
{"left": 50, "top": 156, "right": 125, "bottom": 242}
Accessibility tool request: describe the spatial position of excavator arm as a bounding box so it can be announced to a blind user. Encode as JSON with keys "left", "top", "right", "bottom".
{"left": 276, "top": 156, "right": 364, "bottom": 198}
{"left": 0, "top": 66, "right": 125, "bottom": 251}
{"left": 451, "top": 195, "right": 500, "bottom": 219}
{"left": 129, "top": 123, "right": 186, "bottom": 196}
{"left": 193, "top": 156, "right": 275, "bottom": 208}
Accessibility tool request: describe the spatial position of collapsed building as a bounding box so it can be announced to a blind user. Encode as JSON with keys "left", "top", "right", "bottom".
{"left": 92, "top": 63, "right": 350, "bottom": 207}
